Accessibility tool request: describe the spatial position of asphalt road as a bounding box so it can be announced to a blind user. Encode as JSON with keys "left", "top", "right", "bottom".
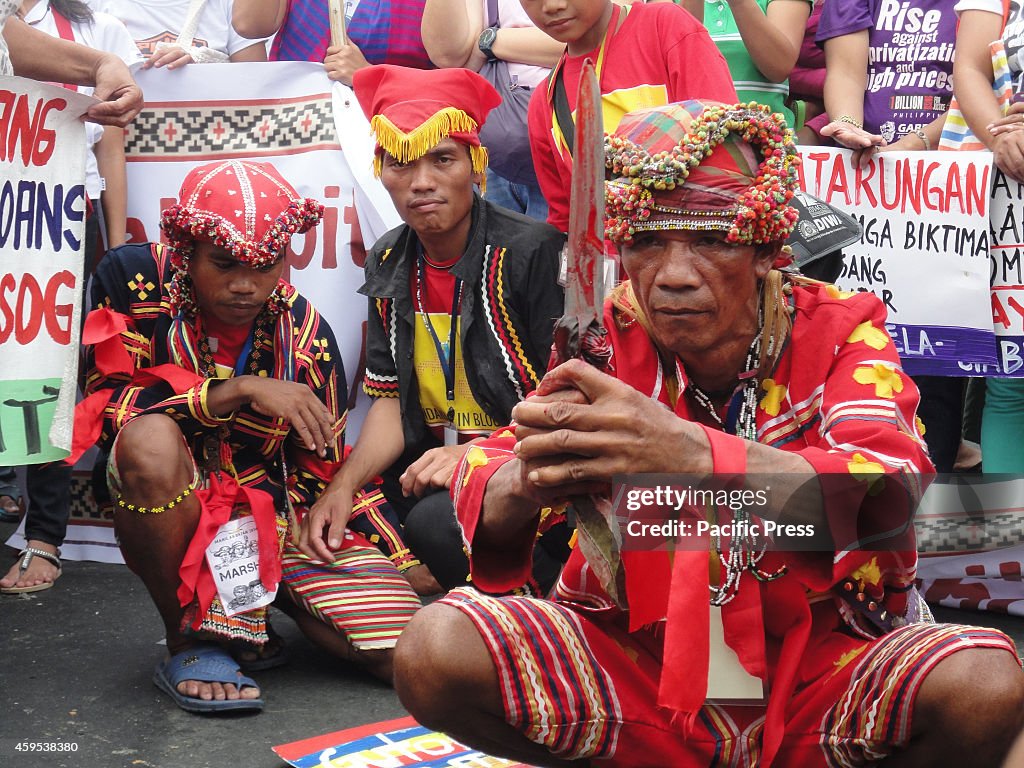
{"left": 2, "top": 519, "right": 1023, "bottom": 768}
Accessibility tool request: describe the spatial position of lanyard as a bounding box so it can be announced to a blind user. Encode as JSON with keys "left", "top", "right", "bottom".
{"left": 415, "top": 249, "right": 463, "bottom": 422}
{"left": 234, "top": 329, "right": 256, "bottom": 377}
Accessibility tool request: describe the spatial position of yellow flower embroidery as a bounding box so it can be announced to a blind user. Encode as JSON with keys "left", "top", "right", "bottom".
{"left": 826, "top": 285, "right": 857, "bottom": 300}
{"left": 461, "top": 445, "right": 490, "bottom": 488}
{"left": 853, "top": 363, "right": 904, "bottom": 398}
{"left": 915, "top": 415, "right": 927, "bottom": 437}
{"left": 759, "top": 379, "right": 787, "bottom": 416}
{"left": 851, "top": 556, "right": 882, "bottom": 588}
{"left": 848, "top": 452, "right": 886, "bottom": 495}
{"left": 846, "top": 321, "right": 889, "bottom": 350}
{"left": 832, "top": 645, "right": 868, "bottom": 676}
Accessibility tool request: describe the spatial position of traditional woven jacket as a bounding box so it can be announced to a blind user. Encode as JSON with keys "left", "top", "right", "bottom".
{"left": 360, "top": 195, "right": 565, "bottom": 454}
{"left": 79, "top": 242, "right": 347, "bottom": 515}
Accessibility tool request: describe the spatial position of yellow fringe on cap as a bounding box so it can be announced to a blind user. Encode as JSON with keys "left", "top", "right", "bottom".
{"left": 370, "top": 107, "right": 490, "bottom": 192}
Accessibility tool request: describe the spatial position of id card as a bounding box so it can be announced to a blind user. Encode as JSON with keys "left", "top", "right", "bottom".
{"left": 444, "top": 423, "right": 459, "bottom": 447}
{"left": 706, "top": 605, "right": 766, "bottom": 705}
{"left": 205, "top": 517, "right": 277, "bottom": 616}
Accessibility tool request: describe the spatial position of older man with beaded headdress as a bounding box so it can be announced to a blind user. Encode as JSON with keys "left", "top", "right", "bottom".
{"left": 391, "top": 101, "right": 1024, "bottom": 767}
{"left": 73, "top": 160, "right": 420, "bottom": 714}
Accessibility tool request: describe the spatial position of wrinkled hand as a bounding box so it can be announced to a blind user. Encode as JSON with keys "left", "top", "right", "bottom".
{"left": 988, "top": 100, "right": 1024, "bottom": 137}
{"left": 246, "top": 378, "right": 338, "bottom": 458}
{"left": 819, "top": 120, "right": 886, "bottom": 168}
{"left": 86, "top": 55, "right": 143, "bottom": 127}
{"left": 323, "top": 41, "right": 369, "bottom": 85}
{"left": 145, "top": 42, "right": 194, "bottom": 70}
{"left": 992, "top": 129, "right": 1024, "bottom": 184}
{"left": 511, "top": 360, "right": 708, "bottom": 495}
{"left": 399, "top": 445, "right": 467, "bottom": 499}
{"left": 297, "top": 485, "right": 352, "bottom": 562}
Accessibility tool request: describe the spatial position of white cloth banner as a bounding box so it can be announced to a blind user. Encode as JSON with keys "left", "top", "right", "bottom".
{"left": 986, "top": 168, "right": 1024, "bottom": 376}
{"left": 0, "top": 77, "right": 92, "bottom": 466}
{"left": 797, "top": 148, "right": 996, "bottom": 376}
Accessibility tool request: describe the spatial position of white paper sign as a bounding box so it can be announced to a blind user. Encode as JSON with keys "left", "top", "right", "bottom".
{"left": 706, "top": 605, "right": 766, "bottom": 704}
{"left": 206, "top": 516, "right": 277, "bottom": 615}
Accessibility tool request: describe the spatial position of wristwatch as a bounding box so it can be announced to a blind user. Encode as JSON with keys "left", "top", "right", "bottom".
{"left": 478, "top": 25, "right": 499, "bottom": 62}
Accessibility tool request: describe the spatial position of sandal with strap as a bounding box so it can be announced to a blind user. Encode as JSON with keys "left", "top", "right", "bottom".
{"left": 153, "top": 644, "right": 264, "bottom": 714}
{"left": 0, "top": 494, "right": 24, "bottom": 523}
{"left": 0, "top": 547, "right": 62, "bottom": 594}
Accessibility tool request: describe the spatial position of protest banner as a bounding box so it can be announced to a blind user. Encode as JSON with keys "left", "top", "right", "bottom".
{"left": 0, "top": 76, "right": 93, "bottom": 466}
{"left": 985, "top": 168, "right": 1024, "bottom": 376}
{"left": 273, "top": 716, "right": 534, "bottom": 768}
{"left": 797, "top": 148, "right": 996, "bottom": 376}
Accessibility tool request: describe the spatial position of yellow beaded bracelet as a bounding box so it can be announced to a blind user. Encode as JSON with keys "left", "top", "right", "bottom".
{"left": 836, "top": 114, "right": 864, "bottom": 129}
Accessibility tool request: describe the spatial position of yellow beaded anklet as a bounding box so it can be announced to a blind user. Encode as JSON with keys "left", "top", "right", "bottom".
{"left": 116, "top": 475, "right": 200, "bottom": 514}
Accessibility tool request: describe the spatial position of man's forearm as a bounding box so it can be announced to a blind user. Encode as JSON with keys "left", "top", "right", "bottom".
{"left": 5, "top": 17, "right": 102, "bottom": 84}
{"left": 231, "top": 0, "right": 288, "bottom": 38}
{"left": 204, "top": 376, "right": 255, "bottom": 417}
{"left": 322, "top": 397, "right": 405, "bottom": 497}
{"left": 472, "top": 459, "right": 544, "bottom": 551}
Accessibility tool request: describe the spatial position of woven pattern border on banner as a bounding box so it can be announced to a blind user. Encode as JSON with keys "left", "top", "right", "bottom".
{"left": 125, "top": 94, "right": 339, "bottom": 161}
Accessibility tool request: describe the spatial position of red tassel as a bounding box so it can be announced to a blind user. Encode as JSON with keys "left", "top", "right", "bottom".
{"left": 67, "top": 390, "right": 115, "bottom": 465}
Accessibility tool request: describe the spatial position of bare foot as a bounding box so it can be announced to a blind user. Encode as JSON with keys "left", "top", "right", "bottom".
{"left": 404, "top": 564, "right": 443, "bottom": 596}
{"left": 174, "top": 676, "right": 262, "bottom": 702}
{"left": 163, "top": 644, "right": 262, "bottom": 703}
{"left": 0, "top": 540, "right": 60, "bottom": 590}
{"left": 954, "top": 440, "right": 983, "bottom": 472}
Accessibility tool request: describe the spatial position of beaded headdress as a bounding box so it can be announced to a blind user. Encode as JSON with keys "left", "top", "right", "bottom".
{"left": 604, "top": 101, "right": 800, "bottom": 250}
{"left": 353, "top": 64, "right": 501, "bottom": 182}
{"left": 160, "top": 160, "right": 324, "bottom": 317}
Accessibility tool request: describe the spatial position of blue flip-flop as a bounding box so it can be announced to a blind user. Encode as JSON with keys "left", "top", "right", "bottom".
{"left": 153, "top": 645, "right": 264, "bottom": 714}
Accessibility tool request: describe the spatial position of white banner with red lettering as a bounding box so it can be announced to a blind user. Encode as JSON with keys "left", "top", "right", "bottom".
{"left": 0, "top": 77, "right": 92, "bottom": 467}
{"left": 797, "top": 148, "right": 998, "bottom": 376}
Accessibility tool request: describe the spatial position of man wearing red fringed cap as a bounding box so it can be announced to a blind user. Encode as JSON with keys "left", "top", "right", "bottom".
{"left": 392, "top": 102, "right": 1024, "bottom": 766}
{"left": 302, "top": 65, "right": 570, "bottom": 597}
{"left": 73, "top": 160, "right": 420, "bottom": 714}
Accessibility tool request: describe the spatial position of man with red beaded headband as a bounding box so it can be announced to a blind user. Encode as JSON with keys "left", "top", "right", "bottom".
{"left": 392, "top": 102, "right": 1024, "bottom": 766}
{"left": 72, "top": 160, "right": 420, "bottom": 714}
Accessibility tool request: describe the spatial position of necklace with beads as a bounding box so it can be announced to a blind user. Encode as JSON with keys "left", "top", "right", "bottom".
{"left": 195, "top": 312, "right": 269, "bottom": 474}
{"left": 683, "top": 328, "right": 787, "bottom": 605}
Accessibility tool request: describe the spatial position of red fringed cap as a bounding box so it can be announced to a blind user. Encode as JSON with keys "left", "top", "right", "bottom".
{"left": 160, "top": 160, "right": 324, "bottom": 270}
{"left": 352, "top": 64, "right": 502, "bottom": 181}
{"left": 604, "top": 101, "right": 800, "bottom": 260}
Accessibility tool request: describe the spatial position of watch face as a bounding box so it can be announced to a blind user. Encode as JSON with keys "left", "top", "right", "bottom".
{"left": 479, "top": 27, "right": 498, "bottom": 56}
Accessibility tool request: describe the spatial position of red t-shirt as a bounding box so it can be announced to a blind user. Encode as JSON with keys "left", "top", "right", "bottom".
{"left": 528, "top": 2, "right": 738, "bottom": 232}
{"left": 203, "top": 315, "right": 253, "bottom": 378}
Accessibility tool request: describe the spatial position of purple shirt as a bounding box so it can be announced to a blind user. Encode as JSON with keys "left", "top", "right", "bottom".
{"left": 816, "top": 0, "right": 957, "bottom": 142}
